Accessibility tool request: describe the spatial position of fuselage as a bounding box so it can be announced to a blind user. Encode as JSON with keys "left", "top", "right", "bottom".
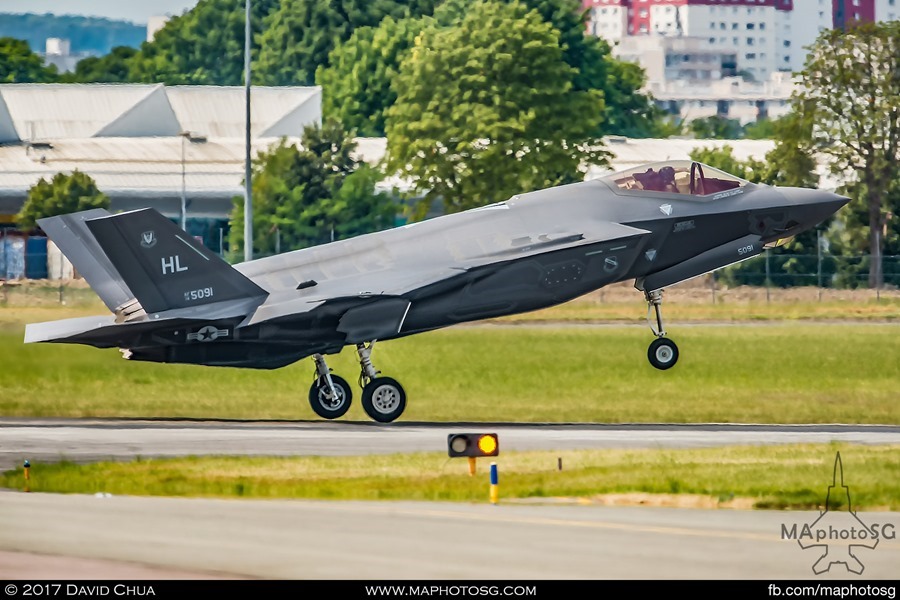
{"left": 33, "top": 162, "right": 848, "bottom": 369}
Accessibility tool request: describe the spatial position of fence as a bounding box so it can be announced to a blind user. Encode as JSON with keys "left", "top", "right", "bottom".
{"left": 1, "top": 233, "right": 898, "bottom": 307}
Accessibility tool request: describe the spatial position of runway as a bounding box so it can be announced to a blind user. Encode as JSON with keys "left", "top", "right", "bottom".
{"left": 1, "top": 492, "right": 898, "bottom": 579}
{"left": 1, "top": 419, "right": 899, "bottom": 471}
{"left": 2, "top": 419, "right": 897, "bottom": 580}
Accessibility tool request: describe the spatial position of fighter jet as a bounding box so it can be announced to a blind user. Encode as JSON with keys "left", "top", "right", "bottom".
{"left": 25, "top": 160, "right": 848, "bottom": 422}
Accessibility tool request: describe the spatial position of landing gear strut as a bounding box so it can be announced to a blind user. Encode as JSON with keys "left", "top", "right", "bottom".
{"left": 357, "top": 341, "right": 407, "bottom": 423}
{"left": 645, "top": 289, "right": 679, "bottom": 370}
{"left": 308, "top": 353, "right": 352, "bottom": 419}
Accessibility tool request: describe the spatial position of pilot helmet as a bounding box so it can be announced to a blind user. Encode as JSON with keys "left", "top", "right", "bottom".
{"left": 659, "top": 166, "right": 675, "bottom": 181}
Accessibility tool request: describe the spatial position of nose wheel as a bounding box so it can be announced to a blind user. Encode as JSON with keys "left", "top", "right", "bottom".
{"left": 648, "top": 337, "right": 679, "bottom": 370}
{"left": 645, "top": 290, "right": 679, "bottom": 370}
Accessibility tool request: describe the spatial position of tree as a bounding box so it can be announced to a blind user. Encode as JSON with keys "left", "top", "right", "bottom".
{"left": 433, "top": 0, "right": 659, "bottom": 137}
{"left": 385, "top": 0, "right": 607, "bottom": 216}
{"left": 255, "top": 0, "right": 439, "bottom": 86}
{"left": 689, "top": 116, "right": 743, "bottom": 140}
{"left": 17, "top": 171, "right": 109, "bottom": 231}
{"left": 0, "top": 37, "right": 57, "bottom": 83}
{"left": 229, "top": 120, "right": 396, "bottom": 257}
{"left": 63, "top": 46, "right": 137, "bottom": 83}
{"left": 793, "top": 21, "right": 900, "bottom": 287}
{"left": 316, "top": 17, "right": 430, "bottom": 137}
{"left": 128, "top": 0, "right": 279, "bottom": 85}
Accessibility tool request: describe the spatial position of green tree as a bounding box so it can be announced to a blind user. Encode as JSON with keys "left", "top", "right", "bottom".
{"left": 63, "top": 46, "right": 137, "bottom": 83}
{"left": 435, "top": 0, "right": 659, "bottom": 137}
{"left": 16, "top": 171, "right": 109, "bottom": 231}
{"left": 0, "top": 37, "right": 57, "bottom": 83}
{"left": 316, "top": 16, "right": 430, "bottom": 137}
{"left": 128, "top": 0, "right": 279, "bottom": 85}
{"left": 689, "top": 116, "right": 744, "bottom": 140}
{"left": 255, "top": 0, "right": 439, "bottom": 86}
{"left": 385, "top": 0, "right": 607, "bottom": 216}
{"left": 793, "top": 21, "right": 900, "bottom": 287}
{"left": 229, "top": 120, "right": 396, "bottom": 257}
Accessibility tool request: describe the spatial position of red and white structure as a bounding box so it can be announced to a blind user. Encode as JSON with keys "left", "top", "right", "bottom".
{"left": 584, "top": 0, "right": 896, "bottom": 79}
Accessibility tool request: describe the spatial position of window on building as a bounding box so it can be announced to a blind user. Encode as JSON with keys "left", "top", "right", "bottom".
{"left": 747, "top": 37, "right": 755, "bottom": 45}
{"left": 732, "top": 22, "right": 738, "bottom": 29}
{"left": 852, "top": 0, "right": 859, "bottom": 6}
{"left": 710, "top": 37, "right": 717, "bottom": 44}
{"left": 760, "top": 22, "right": 765, "bottom": 30}
{"left": 720, "top": 22, "right": 726, "bottom": 29}
{"left": 784, "top": 55, "right": 790, "bottom": 62}
{"left": 639, "top": 8, "right": 648, "bottom": 17}
{"left": 746, "top": 52, "right": 757, "bottom": 59}
{"left": 747, "top": 23, "right": 755, "bottom": 29}
{"left": 733, "top": 36, "right": 739, "bottom": 44}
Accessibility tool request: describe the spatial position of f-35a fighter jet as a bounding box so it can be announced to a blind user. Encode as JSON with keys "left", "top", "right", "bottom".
{"left": 26, "top": 160, "right": 848, "bottom": 422}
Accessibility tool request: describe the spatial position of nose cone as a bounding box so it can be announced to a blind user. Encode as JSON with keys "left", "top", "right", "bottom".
{"left": 779, "top": 188, "right": 850, "bottom": 230}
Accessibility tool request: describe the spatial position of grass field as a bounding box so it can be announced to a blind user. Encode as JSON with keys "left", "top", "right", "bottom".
{"left": 4, "top": 443, "right": 898, "bottom": 510}
{"left": 0, "top": 309, "right": 898, "bottom": 422}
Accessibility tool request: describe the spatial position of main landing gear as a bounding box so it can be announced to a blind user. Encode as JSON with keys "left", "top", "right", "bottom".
{"left": 307, "top": 341, "right": 407, "bottom": 423}
{"left": 645, "top": 289, "right": 679, "bottom": 370}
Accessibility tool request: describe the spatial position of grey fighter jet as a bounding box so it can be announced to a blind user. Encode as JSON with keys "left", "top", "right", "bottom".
{"left": 25, "top": 160, "right": 848, "bottom": 422}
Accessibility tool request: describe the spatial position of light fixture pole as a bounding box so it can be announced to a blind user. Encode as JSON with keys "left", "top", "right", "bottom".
{"left": 180, "top": 132, "right": 187, "bottom": 231}
{"left": 243, "top": 0, "right": 253, "bottom": 262}
{"left": 179, "top": 130, "right": 207, "bottom": 233}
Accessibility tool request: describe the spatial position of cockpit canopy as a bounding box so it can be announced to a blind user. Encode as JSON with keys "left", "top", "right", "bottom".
{"left": 602, "top": 161, "right": 750, "bottom": 197}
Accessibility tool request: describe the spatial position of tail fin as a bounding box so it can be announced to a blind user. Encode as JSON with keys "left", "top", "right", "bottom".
{"left": 83, "top": 208, "right": 267, "bottom": 314}
{"left": 38, "top": 209, "right": 136, "bottom": 312}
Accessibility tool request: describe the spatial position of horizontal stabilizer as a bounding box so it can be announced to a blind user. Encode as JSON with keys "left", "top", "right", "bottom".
{"left": 85, "top": 208, "right": 267, "bottom": 314}
{"left": 38, "top": 209, "right": 135, "bottom": 312}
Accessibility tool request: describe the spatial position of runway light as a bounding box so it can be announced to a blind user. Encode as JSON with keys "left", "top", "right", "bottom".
{"left": 447, "top": 433, "right": 499, "bottom": 458}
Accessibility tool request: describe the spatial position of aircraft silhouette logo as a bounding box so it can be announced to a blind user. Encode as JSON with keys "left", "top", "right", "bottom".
{"left": 796, "top": 452, "right": 878, "bottom": 575}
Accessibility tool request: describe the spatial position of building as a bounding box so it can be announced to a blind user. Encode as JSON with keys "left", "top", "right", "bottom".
{"left": 0, "top": 83, "right": 322, "bottom": 253}
{"left": 584, "top": 0, "right": 896, "bottom": 80}
{"left": 614, "top": 35, "right": 737, "bottom": 85}
{"left": 41, "top": 38, "right": 91, "bottom": 74}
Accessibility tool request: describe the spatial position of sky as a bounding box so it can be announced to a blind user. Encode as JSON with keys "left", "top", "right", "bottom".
{"left": 0, "top": 0, "right": 201, "bottom": 23}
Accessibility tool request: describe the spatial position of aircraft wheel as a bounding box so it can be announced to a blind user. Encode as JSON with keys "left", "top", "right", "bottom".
{"left": 361, "top": 377, "right": 407, "bottom": 423}
{"left": 309, "top": 374, "right": 352, "bottom": 419}
{"left": 648, "top": 338, "right": 679, "bottom": 370}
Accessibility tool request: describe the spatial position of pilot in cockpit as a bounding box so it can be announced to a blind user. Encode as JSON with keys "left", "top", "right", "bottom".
{"left": 659, "top": 166, "right": 678, "bottom": 193}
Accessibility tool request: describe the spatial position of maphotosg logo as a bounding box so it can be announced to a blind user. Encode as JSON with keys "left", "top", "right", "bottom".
{"left": 780, "top": 452, "right": 896, "bottom": 575}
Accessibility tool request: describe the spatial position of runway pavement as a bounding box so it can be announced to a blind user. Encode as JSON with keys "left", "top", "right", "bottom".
{"left": 1, "top": 419, "right": 899, "bottom": 471}
{"left": 1, "top": 492, "right": 897, "bottom": 580}
{"left": 2, "top": 419, "right": 897, "bottom": 580}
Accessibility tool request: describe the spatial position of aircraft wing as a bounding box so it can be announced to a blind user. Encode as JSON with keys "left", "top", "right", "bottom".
{"left": 241, "top": 220, "right": 649, "bottom": 333}
{"left": 463, "top": 221, "right": 650, "bottom": 263}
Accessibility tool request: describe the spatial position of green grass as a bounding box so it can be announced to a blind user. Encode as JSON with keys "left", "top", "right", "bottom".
{"left": 1, "top": 320, "right": 898, "bottom": 422}
{"left": 4, "top": 443, "right": 898, "bottom": 510}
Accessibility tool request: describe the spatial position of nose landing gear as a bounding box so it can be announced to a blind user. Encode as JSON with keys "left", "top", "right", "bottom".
{"left": 645, "top": 290, "right": 679, "bottom": 370}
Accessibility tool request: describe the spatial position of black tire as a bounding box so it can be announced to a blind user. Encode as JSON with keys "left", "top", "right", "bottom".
{"left": 361, "top": 377, "right": 407, "bottom": 423}
{"left": 308, "top": 374, "right": 352, "bottom": 419}
{"left": 648, "top": 338, "right": 679, "bottom": 370}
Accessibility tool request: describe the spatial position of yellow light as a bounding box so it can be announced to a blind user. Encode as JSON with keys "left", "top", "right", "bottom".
{"left": 477, "top": 434, "right": 497, "bottom": 455}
